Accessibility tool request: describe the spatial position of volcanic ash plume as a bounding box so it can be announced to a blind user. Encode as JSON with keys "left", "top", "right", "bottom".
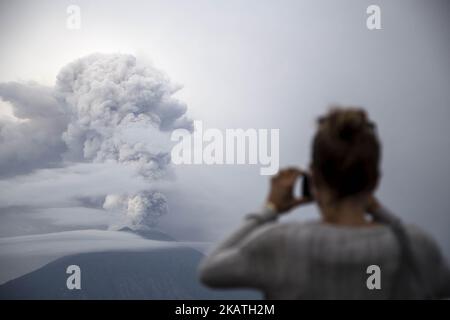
{"left": 0, "top": 53, "right": 191, "bottom": 227}
{"left": 103, "top": 192, "right": 168, "bottom": 227}
{"left": 52, "top": 54, "right": 192, "bottom": 227}
{"left": 53, "top": 53, "right": 192, "bottom": 227}
{"left": 0, "top": 53, "right": 190, "bottom": 229}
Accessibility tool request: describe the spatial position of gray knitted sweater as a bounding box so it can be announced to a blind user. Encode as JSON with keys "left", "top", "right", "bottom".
{"left": 199, "top": 207, "right": 450, "bottom": 299}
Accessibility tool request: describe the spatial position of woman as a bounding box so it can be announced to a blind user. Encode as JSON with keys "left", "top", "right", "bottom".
{"left": 198, "top": 107, "right": 450, "bottom": 299}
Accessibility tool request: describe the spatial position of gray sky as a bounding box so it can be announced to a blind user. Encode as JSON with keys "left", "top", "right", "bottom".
{"left": 0, "top": 0, "right": 449, "bottom": 259}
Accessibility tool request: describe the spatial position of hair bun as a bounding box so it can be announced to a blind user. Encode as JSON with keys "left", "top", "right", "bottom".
{"left": 320, "top": 107, "right": 371, "bottom": 142}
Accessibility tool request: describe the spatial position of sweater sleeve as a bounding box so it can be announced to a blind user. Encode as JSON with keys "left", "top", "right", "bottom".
{"left": 414, "top": 227, "right": 450, "bottom": 299}
{"left": 198, "top": 206, "right": 280, "bottom": 289}
{"left": 373, "top": 206, "right": 450, "bottom": 298}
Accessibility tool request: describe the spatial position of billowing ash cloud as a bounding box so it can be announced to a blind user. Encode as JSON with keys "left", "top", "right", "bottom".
{"left": 103, "top": 192, "right": 168, "bottom": 227}
{"left": 0, "top": 53, "right": 192, "bottom": 228}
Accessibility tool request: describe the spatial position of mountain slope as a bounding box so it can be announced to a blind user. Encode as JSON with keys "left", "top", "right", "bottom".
{"left": 0, "top": 229, "right": 260, "bottom": 299}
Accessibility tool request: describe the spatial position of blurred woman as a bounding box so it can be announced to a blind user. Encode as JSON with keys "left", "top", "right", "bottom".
{"left": 199, "top": 107, "right": 450, "bottom": 299}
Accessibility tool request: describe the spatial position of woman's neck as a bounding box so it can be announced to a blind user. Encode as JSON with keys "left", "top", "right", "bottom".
{"left": 320, "top": 198, "right": 372, "bottom": 227}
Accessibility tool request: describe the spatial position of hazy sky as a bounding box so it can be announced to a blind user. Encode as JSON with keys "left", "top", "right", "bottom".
{"left": 0, "top": 0, "right": 449, "bottom": 259}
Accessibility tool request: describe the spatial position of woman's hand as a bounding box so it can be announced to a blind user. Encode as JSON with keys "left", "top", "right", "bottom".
{"left": 266, "top": 167, "right": 313, "bottom": 214}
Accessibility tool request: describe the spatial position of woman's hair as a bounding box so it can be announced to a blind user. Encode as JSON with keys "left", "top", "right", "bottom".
{"left": 312, "top": 107, "right": 380, "bottom": 199}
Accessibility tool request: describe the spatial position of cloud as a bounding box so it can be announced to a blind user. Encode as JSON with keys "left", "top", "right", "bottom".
{"left": 0, "top": 163, "right": 150, "bottom": 208}
{"left": 0, "top": 83, "right": 68, "bottom": 178}
{"left": 0, "top": 53, "right": 193, "bottom": 228}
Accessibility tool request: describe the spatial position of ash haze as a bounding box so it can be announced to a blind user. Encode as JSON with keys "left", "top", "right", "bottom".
{"left": 0, "top": 0, "right": 450, "bottom": 270}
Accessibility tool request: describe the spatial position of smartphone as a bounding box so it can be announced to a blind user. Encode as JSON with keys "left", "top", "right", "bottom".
{"left": 301, "top": 174, "right": 312, "bottom": 198}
